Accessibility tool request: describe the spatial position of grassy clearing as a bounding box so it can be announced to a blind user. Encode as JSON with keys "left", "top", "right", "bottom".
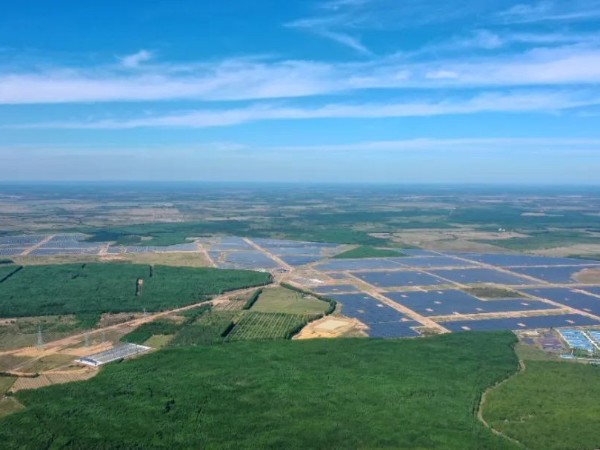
{"left": 0, "top": 315, "right": 97, "bottom": 351}
{"left": 0, "top": 377, "right": 16, "bottom": 395}
{"left": 484, "top": 360, "right": 600, "bottom": 450}
{"left": 0, "top": 263, "right": 271, "bottom": 317}
{"left": 17, "top": 354, "right": 75, "bottom": 373}
{"left": 143, "top": 335, "right": 173, "bottom": 348}
{"left": 513, "top": 343, "right": 558, "bottom": 362}
{"left": 0, "top": 332, "right": 519, "bottom": 449}
{"left": 250, "top": 287, "right": 330, "bottom": 315}
{"left": 464, "top": 287, "right": 525, "bottom": 299}
{"left": 0, "top": 398, "right": 23, "bottom": 419}
{"left": 121, "top": 320, "right": 181, "bottom": 345}
{"left": 333, "top": 245, "right": 405, "bottom": 259}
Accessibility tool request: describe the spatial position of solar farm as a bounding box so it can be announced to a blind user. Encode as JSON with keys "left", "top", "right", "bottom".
{"left": 3, "top": 233, "right": 600, "bottom": 339}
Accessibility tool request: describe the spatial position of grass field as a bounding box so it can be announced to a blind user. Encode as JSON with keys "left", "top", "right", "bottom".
{"left": 464, "top": 287, "right": 525, "bottom": 299}
{"left": 0, "top": 377, "right": 15, "bottom": 395}
{"left": 0, "top": 332, "right": 520, "bottom": 449}
{"left": 0, "top": 263, "right": 271, "bottom": 317}
{"left": 170, "top": 311, "right": 236, "bottom": 346}
{"left": 484, "top": 360, "right": 600, "bottom": 450}
{"left": 250, "top": 287, "right": 330, "bottom": 315}
{"left": 333, "top": 245, "right": 405, "bottom": 259}
{"left": 0, "top": 265, "right": 20, "bottom": 283}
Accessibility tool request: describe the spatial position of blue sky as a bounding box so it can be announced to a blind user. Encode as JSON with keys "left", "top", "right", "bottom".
{"left": 1, "top": 0, "right": 600, "bottom": 183}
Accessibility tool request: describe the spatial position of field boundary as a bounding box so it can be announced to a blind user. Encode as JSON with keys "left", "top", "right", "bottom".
{"left": 475, "top": 350, "right": 527, "bottom": 449}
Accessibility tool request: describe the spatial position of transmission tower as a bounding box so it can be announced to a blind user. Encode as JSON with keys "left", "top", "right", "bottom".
{"left": 36, "top": 325, "right": 43, "bottom": 350}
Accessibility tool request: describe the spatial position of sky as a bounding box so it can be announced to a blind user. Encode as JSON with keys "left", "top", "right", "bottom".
{"left": 0, "top": 0, "right": 600, "bottom": 183}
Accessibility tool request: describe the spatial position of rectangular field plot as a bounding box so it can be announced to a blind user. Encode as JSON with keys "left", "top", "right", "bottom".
{"left": 226, "top": 312, "right": 309, "bottom": 341}
{"left": 386, "top": 290, "right": 556, "bottom": 316}
{"left": 392, "top": 256, "right": 477, "bottom": 269}
{"left": 439, "top": 314, "right": 600, "bottom": 332}
{"left": 312, "top": 284, "right": 362, "bottom": 295}
{"left": 315, "top": 258, "right": 404, "bottom": 272}
{"left": 430, "top": 268, "right": 536, "bottom": 286}
{"left": 76, "top": 343, "right": 151, "bottom": 366}
{"left": 327, "top": 293, "right": 420, "bottom": 337}
{"left": 520, "top": 287, "right": 600, "bottom": 316}
{"left": 509, "top": 266, "right": 598, "bottom": 284}
{"left": 351, "top": 270, "right": 445, "bottom": 288}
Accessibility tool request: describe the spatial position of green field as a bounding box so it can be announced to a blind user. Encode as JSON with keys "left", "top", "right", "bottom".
{"left": 170, "top": 311, "right": 236, "bottom": 346}
{"left": 0, "top": 332, "right": 520, "bottom": 449}
{"left": 484, "top": 360, "right": 600, "bottom": 450}
{"left": 0, "top": 265, "right": 20, "bottom": 283}
{"left": 0, "top": 263, "right": 271, "bottom": 317}
{"left": 333, "top": 245, "right": 405, "bottom": 259}
{"left": 250, "top": 287, "right": 330, "bottom": 315}
{"left": 226, "top": 312, "right": 310, "bottom": 341}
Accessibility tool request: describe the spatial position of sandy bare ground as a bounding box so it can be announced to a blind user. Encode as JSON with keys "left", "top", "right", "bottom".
{"left": 10, "top": 368, "right": 98, "bottom": 392}
{"left": 295, "top": 316, "right": 367, "bottom": 339}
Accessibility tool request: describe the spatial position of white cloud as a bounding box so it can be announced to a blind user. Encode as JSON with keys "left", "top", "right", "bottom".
{"left": 317, "top": 30, "right": 372, "bottom": 55}
{"left": 500, "top": 0, "right": 600, "bottom": 23}
{"left": 119, "top": 50, "right": 154, "bottom": 68}
{"left": 2, "top": 44, "right": 600, "bottom": 104}
{"left": 11, "top": 90, "right": 600, "bottom": 129}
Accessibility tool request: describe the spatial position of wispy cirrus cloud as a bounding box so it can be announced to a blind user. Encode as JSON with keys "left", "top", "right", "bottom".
{"left": 499, "top": 0, "right": 600, "bottom": 23}
{"left": 2, "top": 44, "right": 600, "bottom": 105}
{"left": 10, "top": 90, "right": 600, "bottom": 129}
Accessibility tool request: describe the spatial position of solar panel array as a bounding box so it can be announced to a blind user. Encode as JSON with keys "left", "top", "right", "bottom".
{"left": 327, "top": 293, "right": 419, "bottom": 338}
{"left": 557, "top": 329, "right": 595, "bottom": 353}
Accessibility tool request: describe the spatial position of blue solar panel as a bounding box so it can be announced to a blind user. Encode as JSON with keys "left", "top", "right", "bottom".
{"left": 509, "top": 266, "right": 597, "bottom": 284}
{"left": 520, "top": 287, "right": 600, "bottom": 315}
{"left": 278, "top": 254, "right": 321, "bottom": 266}
{"left": 386, "top": 289, "right": 556, "bottom": 316}
{"left": 326, "top": 293, "right": 420, "bottom": 338}
{"left": 315, "top": 258, "right": 404, "bottom": 272}
{"left": 454, "top": 253, "right": 600, "bottom": 267}
{"left": 392, "top": 256, "right": 476, "bottom": 268}
{"left": 430, "top": 268, "right": 536, "bottom": 285}
{"left": 439, "top": 314, "right": 600, "bottom": 332}
{"left": 583, "top": 287, "right": 600, "bottom": 297}
{"left": 351, "top": 270, "right": 445, "bottom": 288}
{"left": 312, "top": 284, "right": 361, "bottom": 295}
{"left": 367, "top": 321, "right": 420, "bottom": 338}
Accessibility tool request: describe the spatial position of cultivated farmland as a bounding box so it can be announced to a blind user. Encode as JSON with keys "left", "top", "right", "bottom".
{"left": 226, "top": 312, "right": 310, "bottom": 341}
